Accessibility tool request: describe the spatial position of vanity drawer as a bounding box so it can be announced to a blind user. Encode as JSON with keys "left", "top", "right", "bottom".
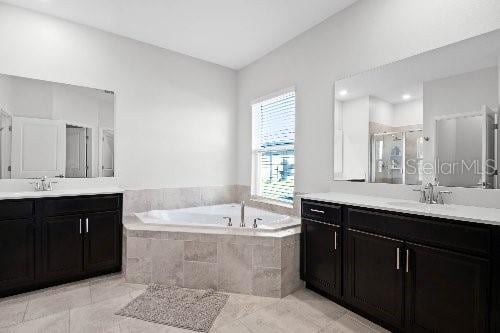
{"left": 346, "top": 207, "right": 490, "bottom": 256}
{"left": 0, "top": 200, "right": 34, "bottom": 220}
{"left": 41, "top": 195, "right": 121, "bottom": 217}
{"left": 302, "top": 200, "right": 341, "bottom": 225}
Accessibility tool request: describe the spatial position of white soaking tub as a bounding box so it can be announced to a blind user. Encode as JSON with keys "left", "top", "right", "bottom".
{"left": 135, "top": 203, "right": 298, "bottom": 231}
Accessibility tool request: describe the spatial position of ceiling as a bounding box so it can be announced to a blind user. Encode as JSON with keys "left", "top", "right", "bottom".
{"left": 2, "top": 0, "right": 357, "bottom": 69}
{"left": 335, "top": 29, "right": 500, "bottom": 105}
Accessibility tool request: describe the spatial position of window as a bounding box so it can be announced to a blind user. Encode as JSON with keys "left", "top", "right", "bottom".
{"left": 252, "top": 89, "right": 295, "bottom": 203}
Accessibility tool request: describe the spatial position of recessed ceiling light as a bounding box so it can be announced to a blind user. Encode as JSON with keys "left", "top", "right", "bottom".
{"left": 339, "top": 90, "right": 348, "bottom": 97}
{"left": 402, "top": 94, "right": 411, "bottom": 100}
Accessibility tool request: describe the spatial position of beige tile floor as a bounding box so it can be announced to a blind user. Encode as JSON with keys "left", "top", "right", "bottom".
{"left": 0, "top": 274, "right": 389, "bottom": 333}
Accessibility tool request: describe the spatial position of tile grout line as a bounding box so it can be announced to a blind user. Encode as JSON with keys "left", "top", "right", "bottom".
{"left": 234, "top": 296, "right": 280, "bottom": 323}
{"left": 5, "top": 309, "right": 71, "bottom": 331}
{"left": 238, "top": 318, "right": 255, "bottom": 333}
{"left": 21, "top": 298, "right": 29, "bottom": 322}
{"left": 14, "top": 278, "right": 137, "bottom": 328}
{"left": 343, "top": 313, "right": 383, "bottom": 333}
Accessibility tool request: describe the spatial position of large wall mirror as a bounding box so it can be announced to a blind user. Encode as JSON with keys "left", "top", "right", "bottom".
{"left": 0, "top": 75, "right": 115, "bottom": 179}
{"left": 334, "top": 29, "right": 500, "bottom": 189}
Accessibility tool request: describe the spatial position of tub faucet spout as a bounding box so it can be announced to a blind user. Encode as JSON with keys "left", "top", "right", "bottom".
{"left": 240, "top": 201, "right": 245, "bottom": 227}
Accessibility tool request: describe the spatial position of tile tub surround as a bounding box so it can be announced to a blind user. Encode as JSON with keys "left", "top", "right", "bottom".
{"left": 123, "top": 185, "right": 239, "bottom": 215}
{"left": 123, "top": 215, "right": 303, "bottom": 298}
{"left": 235, "top": 185, "right": 303, "bottom": 217}
{"left": 124, "top": 185, "right": 303, "bottom": 217}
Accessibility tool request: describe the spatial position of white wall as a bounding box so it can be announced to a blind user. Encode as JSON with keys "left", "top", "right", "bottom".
{"left": 393, "top": 99, "right": 423, "bottom": 127}
{"left": 341, "top": 97, "right": 369, "bottom": 180}
{"left": 0, "top": 76, "right": 13, "bottom": 114}
{"left": 98, "top": 100, "right": 114, "bottom": 129}
{"left": 368, "top": 97, "right": 423, "bottom": 127}
{"left": 237, "top": 0, "right": 500, "bottom": 195}
{"left": 369, "top": 97, "right": 393, "bottom": 126}
{"left": 0, "top": 3, "right": 237, "bottom": 190}
{"left": 9, "top": 77, "right": 53, "bottom": 119}
{"left": 52, "top": 86, "right": 100, "bottom": 127}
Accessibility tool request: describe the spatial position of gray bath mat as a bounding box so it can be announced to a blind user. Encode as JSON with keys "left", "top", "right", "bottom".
{"left": 116, "top": 284, "right": 229, "bottom": 332}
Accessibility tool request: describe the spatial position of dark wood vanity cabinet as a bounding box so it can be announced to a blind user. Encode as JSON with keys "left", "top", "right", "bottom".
{"left": 346, "top": 229, "right": 405, "bottom": 329}
{"left": 302, "top": 219, "right": 341, "bottom": 297}
{"left": 83, "top": 211, "right": 121, "bottom": 273}
{"left": 301, "top": 201, "right": 343, "bottom": 297}
{"left": 301, "top": 199, "right": 498, "bottom": 333}
{"left": 0, "top": 194, "right": 122, "bottom": 297}
{"left": 0, "top": 218, "right": 36, "bottom": 292}
{"left": 405, "top": 242, "right": 489, "bottom": 333}
{"left": 42, "top": 214, "right": 85, "bottom": 280}
{"left": 0, "top": 200, "right": 36, "bottom": 292}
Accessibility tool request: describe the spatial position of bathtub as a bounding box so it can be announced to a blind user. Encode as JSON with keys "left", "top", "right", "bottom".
{"left": 135, "top": 203, "right": 298, "bottom": 231}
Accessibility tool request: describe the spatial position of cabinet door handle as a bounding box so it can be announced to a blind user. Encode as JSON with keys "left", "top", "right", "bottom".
{"left": 406, "top": 249, "right": 409, "bottom": 273}
{"left": 396, "top": 247, "right": 400, "bottom": 270}
{"left": 85, "top": 218, "right": 89, "bottom": 233}
{"left": 334, "top": 231, "right": 337, "bottom": 250}
{"left": 79, "top": 219, "right": 82, "bottom": 234}
{"left": 310, "top": 209, "right": 325, "bottom": 214}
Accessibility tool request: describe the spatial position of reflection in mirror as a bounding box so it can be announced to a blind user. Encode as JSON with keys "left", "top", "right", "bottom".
{"left": 0, "top": 74, "right": 115, "bottom": 179}
{"left": 333, "top": 29, "right": 500, "bottom": 189}
{"left": 435, "top": 108, "right": 496, "bottom": 188}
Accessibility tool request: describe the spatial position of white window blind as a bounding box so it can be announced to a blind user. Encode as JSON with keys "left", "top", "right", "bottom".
{"left": 252, "top": 90, "right": 295, "bottom": 203}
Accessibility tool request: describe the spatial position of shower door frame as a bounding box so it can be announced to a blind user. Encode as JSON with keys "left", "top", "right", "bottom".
{"left": 370, "top": 131, "right": 406, "bottom": 184}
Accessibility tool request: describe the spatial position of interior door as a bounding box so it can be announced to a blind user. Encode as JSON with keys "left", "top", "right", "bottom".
{"left": 11, "top": 117, "right": 66, "bottom": 178}
{"left": 302, "top": 219, "right": 341, "bottom": 297}
{"left": 483, "top": 108, "right": 496, "bottom": 188}
{"left": 66, "top": 126, "right": 87, "bottom": 178}
{"left": 100, "top": 129, "right": 114, "bottom": 177}
{"left": 346, "top": 229, "right": 405, "bottom": 329}
{"left": 0, "top": 112, "right": 12, "bottom": 179}
{"left": 435, "top": 114, "right": 483, "bottom": 187}
{"left": 405, "top": 242, "right": 489, "bottom": 333}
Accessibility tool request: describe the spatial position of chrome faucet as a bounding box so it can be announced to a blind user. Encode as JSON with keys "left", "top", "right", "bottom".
{"left": 413, "top": 180, "right": 451, "bottom": 205}
{"left": 223, "top": 216, "right": 232, "bottom": 227}
{"left": 426, "top": 182, "right": 436, "bottom": 204}
{"left": 30, "top": 176, "right": 58, "bottom": 191}
{"left": 30, "top": 179, "right": 43, "bottom": 191}
{"left": 240, "top": 201, "right": 245, "bottom": 227}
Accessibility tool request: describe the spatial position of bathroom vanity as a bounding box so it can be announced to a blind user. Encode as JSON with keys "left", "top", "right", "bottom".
{"left": 301, "top": 194, "right": 500, "bottom": 333}
{"left": 0, "top": 189, "right": 123, "bottom": 297}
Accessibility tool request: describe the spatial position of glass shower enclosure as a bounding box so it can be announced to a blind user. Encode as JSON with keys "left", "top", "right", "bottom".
{"left": 371, "top": 130, "right": 423, "bottom": 185}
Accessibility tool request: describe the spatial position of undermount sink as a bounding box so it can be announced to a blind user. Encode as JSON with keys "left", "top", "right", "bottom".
{"left": 386, "top": 201, "right": 427, "bottom": 209}
{"left": 386, "top": 201, "right": 454, "bottom": 211}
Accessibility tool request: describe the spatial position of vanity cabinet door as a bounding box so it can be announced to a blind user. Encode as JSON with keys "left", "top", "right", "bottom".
{"left": 83, "top": 211, "right": 121, "bottom": 273}
{"left": 302, "top": 219, "right": 341, "bottom": 297}
{"left": 405, "top": 243, "right": 489, "bottom": 333}
{"left": 0, "top": 218, "right": 36, "bottom": 294}
{"left": 346, "top": 229, "right": 404, "bottom": 329}
{"left": 42, "top": 215, "right": 84, "bottom": 281}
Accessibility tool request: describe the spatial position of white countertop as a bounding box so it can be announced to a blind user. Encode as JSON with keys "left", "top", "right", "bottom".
{"left": 303, "top": 192, "right": 500, "bottom": 227}
{"left": 0, "top": 187, "right": 124, "bottom": 200}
